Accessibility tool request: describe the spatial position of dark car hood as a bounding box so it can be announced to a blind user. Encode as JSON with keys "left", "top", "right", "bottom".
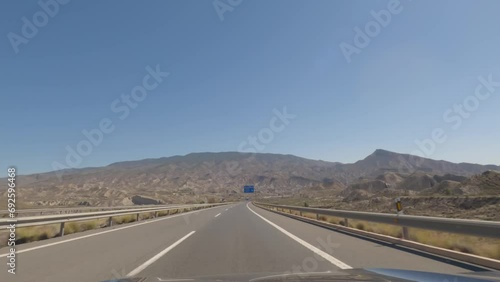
{"left": 102, "top": 268, "right": 500, "bottom": 282}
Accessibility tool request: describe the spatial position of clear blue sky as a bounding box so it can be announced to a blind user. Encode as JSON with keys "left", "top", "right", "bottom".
{"left": 1, "top": 0, "right": 500, "bottom": 176}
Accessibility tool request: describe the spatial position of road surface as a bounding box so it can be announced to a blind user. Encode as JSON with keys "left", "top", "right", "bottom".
{"left": 0, "top": 202, "right": 487, "bottom": 282}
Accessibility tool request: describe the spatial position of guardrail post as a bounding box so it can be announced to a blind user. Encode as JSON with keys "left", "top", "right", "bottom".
{"left": 402, "top": 227, "right": 409, "bottom": 239}
{"left": 344, "top": 218, "right": 349, "bottom": 227}
{"left": 154, "top": 211, "right": 158, "bottom": 218}
{"left": 136, "top": 213, "right": 140, "bottom": 222}
{"left": 59, "top": 222, "right": 65, "bottom": 237}
{"left": 299, "top": 211, "right": 302, "bottom": 216}
{"left": 108, "top": 217, "right": 113, "bottom": 227}
{"left": 316, "top": 213, "right": 320, "bottom": 220}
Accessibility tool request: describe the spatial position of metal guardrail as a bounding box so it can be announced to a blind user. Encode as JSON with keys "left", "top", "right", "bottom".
{"left": 0, "top": 203, "right": 228, "bottom": 237}
{"left": 0, "top": 204, "right": 187, "bottom": 217}
{"left": 255, "top": 203, "right": 500, "bottom": 238}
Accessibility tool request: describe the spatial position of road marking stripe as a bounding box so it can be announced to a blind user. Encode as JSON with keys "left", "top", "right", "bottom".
{"left": 215, "top": 213, "right": 221, "bottom": 217}
{"left": 0, "top": 206, "right": 223, "bottom": 258}
{"left": 247, "top": 203, "right": 352, "bottom": 270}
{"left": 126, "top": 231, "right": 195, "bottom": 277}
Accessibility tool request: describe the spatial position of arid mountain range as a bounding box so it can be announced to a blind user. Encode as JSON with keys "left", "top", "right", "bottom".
{"left": 1, "top": 149, "right": 499, "bottom": 208}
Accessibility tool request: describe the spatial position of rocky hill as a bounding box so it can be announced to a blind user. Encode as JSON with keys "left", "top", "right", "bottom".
{"left": 0, "top": 150, "right": 498, "bottom": 207}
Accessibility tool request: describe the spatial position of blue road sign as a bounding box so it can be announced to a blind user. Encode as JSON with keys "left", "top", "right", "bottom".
{"left": 243, "top": 185, "right": 254, "bottom": 193}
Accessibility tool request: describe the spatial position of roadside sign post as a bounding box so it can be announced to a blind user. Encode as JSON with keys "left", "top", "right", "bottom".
{"left": 243, "top": 185, "right": 255, "bottom": 193}
{"left": 243, "top": 185, "right": 255, "bottom": 201}
{"left": 395, "top": 197, "right": 403, "bottom": 213}
{"left": 395, "top": 197, "right": 409, "bottom": 239}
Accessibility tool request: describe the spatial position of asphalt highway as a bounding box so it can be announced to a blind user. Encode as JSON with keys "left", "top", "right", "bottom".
{"left": 0, "top": 202, "right": 486, "bottom": 282}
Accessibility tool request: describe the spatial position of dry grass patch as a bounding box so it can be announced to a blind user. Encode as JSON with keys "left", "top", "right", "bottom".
{"left": 15, "top": 224, "right": 59, "bottom": 244}
{"left": 157, "top": 210, "right": 170, "bottom": 217}
{"left": 113, "top": 215, "right": 137, "bottom": 225}
{"left": 302, "top": 212, "right": 317, "bottom": 219}
{"left": 64, "top": 219, "right": 104, "bottom": 235}
{"left": 323, "top": 215, "right": 342, "bottom": 225}
{"left": 408, "top": 228, "right": 500, "bottom": 260}
{"left": 0, "top": 230, "right": 8, "bottom": 247}
{"left": 13, "top": 219, "right": 105, "bottom": 244}
{"left": 348, "top": 220, "right": 403, "bottom": 238}
{"left": 139, "top": 213, "right": 153, "bottom": 220}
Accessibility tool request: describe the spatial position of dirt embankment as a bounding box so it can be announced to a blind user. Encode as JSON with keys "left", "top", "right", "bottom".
{"left": 400, "top": 196, "right": 500, "bottom": 220}
{"left": 319, "top": 196, "right": 500, "bottom": 221}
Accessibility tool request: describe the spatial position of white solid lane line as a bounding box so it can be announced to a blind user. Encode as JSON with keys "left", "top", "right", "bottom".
{"left": 215, "top": 213, "right": 221, "bottom": 217}
{"left": 0, "top": 206, "right": 224, "bottom": 258}
{"left": 126, "top": 231, "right": 196, "bottom": 277}
{"left": 246, "top": 203, "right": 352, "bottom": 270}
